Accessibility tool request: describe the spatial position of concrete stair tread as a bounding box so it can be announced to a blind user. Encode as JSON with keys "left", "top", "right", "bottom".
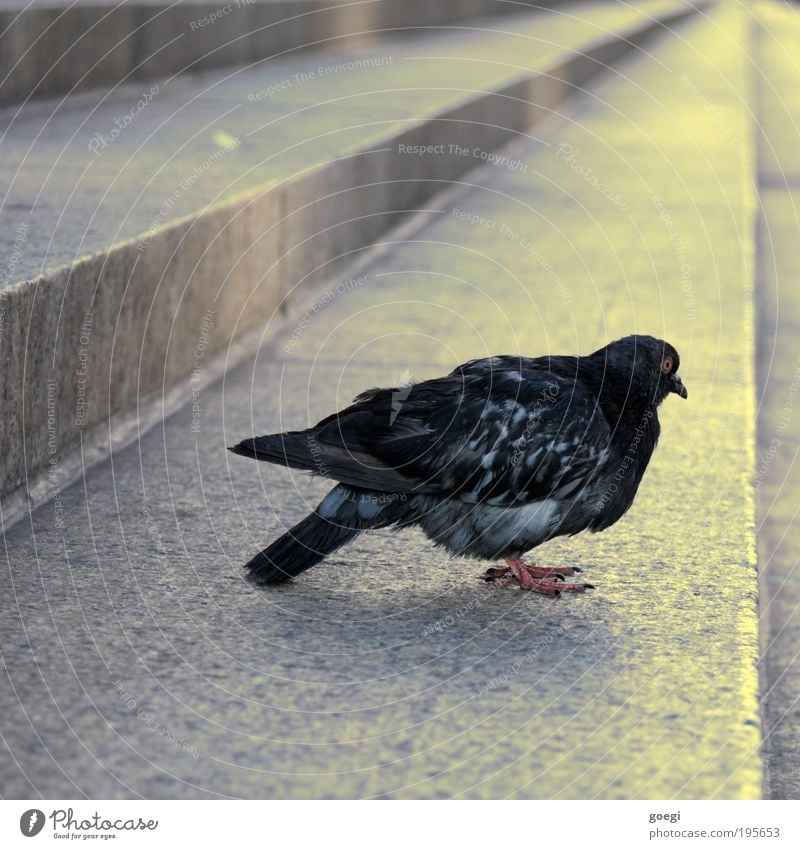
{"left": 0, "top": 0, "right": 562, "bottom": 105}
{"left": 1, "top": 0, "right": 686, "bottom": 285}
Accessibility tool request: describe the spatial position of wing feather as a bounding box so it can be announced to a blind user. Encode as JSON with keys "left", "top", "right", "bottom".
{"left": 299, "top": 359, "right": 612, "bottom": 505}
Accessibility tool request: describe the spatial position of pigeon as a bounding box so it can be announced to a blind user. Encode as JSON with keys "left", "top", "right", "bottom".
{"left": 229, "top": 334, "right": 687, "bottom": 595}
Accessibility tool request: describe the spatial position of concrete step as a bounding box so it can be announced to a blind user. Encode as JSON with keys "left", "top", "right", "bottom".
{"left": 0, "top": 0, "right": 565, "bottom": 106}
{"left": 0, "top": 0, "right": 698, "bottom": 520}
{"left": 0, "top": 0, "right": 764, "bottom": 798}
{"left": 752, "top": 0, "right": 800, "bottom": 800}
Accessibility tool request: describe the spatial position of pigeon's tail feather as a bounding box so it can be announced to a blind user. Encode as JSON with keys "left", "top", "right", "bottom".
{"left": 244, "top": 483, "right": 412, "bottom": 583}
{"left": 228, "top": 431, "right": 423, "bottom": 493}
{"left": 229, "top": 433, "right": 312, "bottom": 471}
{"left": 245, "top": 509, "right": 360, "bottom": 584}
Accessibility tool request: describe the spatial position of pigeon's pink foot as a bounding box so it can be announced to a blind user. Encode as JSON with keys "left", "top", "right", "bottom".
{"left": 484, "top": 557, "right": 593, "bottom": 595}
{"left": 507, "top": 557, "right": 581, "bottom": 578}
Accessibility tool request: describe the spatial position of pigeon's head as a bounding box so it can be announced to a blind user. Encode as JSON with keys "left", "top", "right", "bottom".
{"left": 593, "top": 335, "right": 687, "bottom": 404}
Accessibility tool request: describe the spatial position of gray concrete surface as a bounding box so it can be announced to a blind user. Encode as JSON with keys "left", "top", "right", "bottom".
{"left": 0, "top": 1, "right": 695, "bottom": 518}
{"left": 0, "top": 0, "right": 570, "bottom": 106}
{"left": 0, "top": 1, "right": 763, "bottom": 798}
{"left": 0, "top": 1, "right": 685, "bottom": 285}
{"left": 753, "top": 0, "right": 800, "bottom": 801}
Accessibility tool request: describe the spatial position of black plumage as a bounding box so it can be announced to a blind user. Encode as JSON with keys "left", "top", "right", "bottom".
{"left": 229, "top": 334, "right": 687, "bottom": 593}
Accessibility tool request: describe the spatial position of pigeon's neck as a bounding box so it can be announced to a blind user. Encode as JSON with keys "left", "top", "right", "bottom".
{"left": 576, "top": 357, "right": 660, "bottom": 432}
{"left": 598, "top": 386, "right": 659, "bottom": 432}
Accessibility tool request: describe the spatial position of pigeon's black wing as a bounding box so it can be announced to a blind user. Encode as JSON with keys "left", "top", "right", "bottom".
{"left": 299, "top": 357, "right": 614, "bottom": 505}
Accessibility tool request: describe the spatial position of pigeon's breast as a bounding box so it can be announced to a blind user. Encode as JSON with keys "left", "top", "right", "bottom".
{"left": 581, "top": 426, "right": 659, "bottom": 531}
{"left": 411, "top": 495, "right": 563, "bottom": 559}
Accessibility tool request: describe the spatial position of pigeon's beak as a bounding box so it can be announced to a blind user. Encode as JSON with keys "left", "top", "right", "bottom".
{"left": 669, "top": 373, "right": 688, "bottom": 399}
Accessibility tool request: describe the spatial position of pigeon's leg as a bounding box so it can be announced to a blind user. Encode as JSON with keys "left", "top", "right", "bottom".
{"left": 490, "top": 557, "right": 581, "bottom": 580}
{"left": 485, "top": 558, "right": 593, "bottom": 595}
{"left": 510, "top": 557, "right": 581, "bottom": 578}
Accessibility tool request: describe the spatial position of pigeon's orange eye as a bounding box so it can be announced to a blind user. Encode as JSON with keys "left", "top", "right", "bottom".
{"left": 662, "top": 357, "right": 673, "bottom": 374}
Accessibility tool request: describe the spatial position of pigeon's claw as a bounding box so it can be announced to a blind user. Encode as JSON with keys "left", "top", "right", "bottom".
{"left": 483, "top": 558, "right": 593, "bottom": 595}
{"left": 486, "top": 574, "right": 592, "bottom": 596}
{"left": 542, "top": 580, "right": 594, "bottom": 595}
